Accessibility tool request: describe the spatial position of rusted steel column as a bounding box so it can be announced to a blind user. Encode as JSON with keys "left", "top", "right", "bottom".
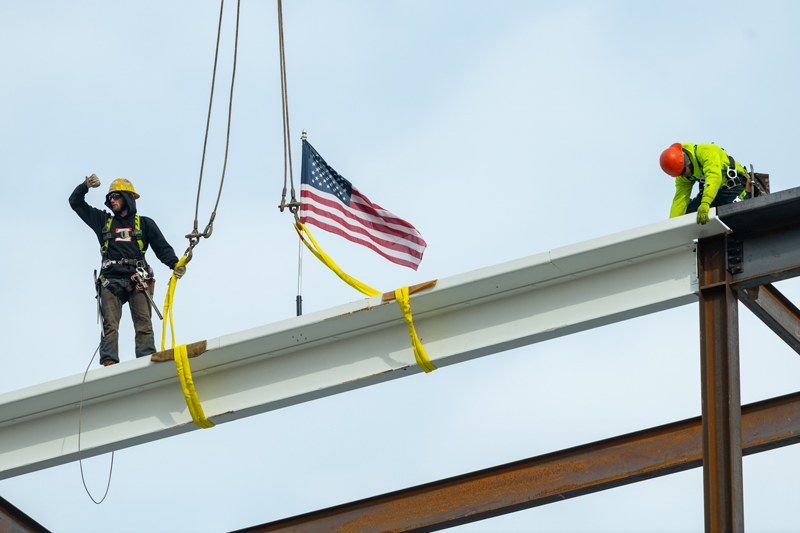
{"left": 697, "top": 234, "right": 744, "bottom": 533}
{"left": 233, "top": 391, "right": 800, "bottom": 533}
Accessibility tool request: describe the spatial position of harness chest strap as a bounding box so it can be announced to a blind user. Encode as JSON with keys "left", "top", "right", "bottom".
{"left": 690, "top": 148, "right": 749, "bottom": 190}
{"left": 101, "top": 215, "right": 145, "bottom": 255}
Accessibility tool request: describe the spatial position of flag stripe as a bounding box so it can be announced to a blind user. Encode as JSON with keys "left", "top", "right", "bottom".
{"left": 300, "top": 139, "right": 426, "bottom": 270}
{"left": 302, "top": 215, "right": 421, "bottom": 270}
{"left": 302, "top": 202, "right": 425, "bottom": 259}
{"left": 301, "top": 188, "right": 427, "bottom": 250}
{"left": 350, "top": 189, "right": 423, "bottom": 235}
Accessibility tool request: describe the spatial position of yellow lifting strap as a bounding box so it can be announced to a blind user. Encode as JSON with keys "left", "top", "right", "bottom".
{"left": 295, "top": 221, "right": 380, "bottom": 297}
{"left": 394, "top": 286, "right": 437, "bottom": 373}
{"left": 295, "top": 222, "right": 437, "bottom": 373}
{"left": 161, "top": 255, "right": 215, "bottom": 429}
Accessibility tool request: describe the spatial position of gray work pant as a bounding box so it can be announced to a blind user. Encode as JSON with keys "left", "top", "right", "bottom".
{"left": 100, "top": 277, "right": 156, "bottom": 364}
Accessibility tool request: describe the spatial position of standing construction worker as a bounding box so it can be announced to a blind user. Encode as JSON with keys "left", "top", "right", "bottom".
{"left": 70, "top": 175, "right": 186, "bottom": 366}
{"left": 660, "top": 143, "right": 751, "bottom": 225}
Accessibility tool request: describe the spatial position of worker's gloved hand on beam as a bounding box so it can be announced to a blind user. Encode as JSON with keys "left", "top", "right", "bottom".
{"left": 174, "top": 266, "right": 186, "bottom": 279}
{"left": 85, "top": 174, "right": 101, "bottom": 188}
{"left": 697, "top": 202, "right": 710, "bottom": 225}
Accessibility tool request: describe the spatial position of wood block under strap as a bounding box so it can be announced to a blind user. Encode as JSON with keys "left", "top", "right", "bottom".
{"left": 150, "top": 340, "right": 208, "bottom": 363}
{"left": 381, "top": 280, "right": 438, "bottom": 302}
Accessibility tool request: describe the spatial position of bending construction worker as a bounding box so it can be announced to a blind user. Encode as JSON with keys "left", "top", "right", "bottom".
{"left": 660, "top": 143, "right": 751, "bottom": 225}
{"left": 70, "top": 175, "right": 186, "bottom": 366}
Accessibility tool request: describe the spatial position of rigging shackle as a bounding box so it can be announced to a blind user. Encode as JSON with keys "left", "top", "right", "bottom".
{"left": 183, "top": 233, "right": 202, "bottom": 264}
{"left": 279, "top": 198, "right": 302, "bottom": 212}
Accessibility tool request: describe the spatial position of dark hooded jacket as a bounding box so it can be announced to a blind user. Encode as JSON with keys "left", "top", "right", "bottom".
{"left": 69, "top": 182, "right": 179, "bottom": 278}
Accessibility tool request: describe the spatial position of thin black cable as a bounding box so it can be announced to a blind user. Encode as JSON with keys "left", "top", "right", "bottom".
{"left": 78, "top": 343, "right": 114, "bottom": 504}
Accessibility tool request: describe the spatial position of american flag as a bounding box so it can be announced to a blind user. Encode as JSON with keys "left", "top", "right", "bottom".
{"left": 299, "top": 140, "right": 427, "bottom": 270}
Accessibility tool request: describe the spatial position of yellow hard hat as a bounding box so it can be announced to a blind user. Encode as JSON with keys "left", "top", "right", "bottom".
{"left": 107, "top": 178, "right": 140, "bottom": 199}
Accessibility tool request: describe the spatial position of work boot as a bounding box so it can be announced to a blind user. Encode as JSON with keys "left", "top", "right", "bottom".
{"left": 101, "top": 359, "right": 118, "bottom": 367}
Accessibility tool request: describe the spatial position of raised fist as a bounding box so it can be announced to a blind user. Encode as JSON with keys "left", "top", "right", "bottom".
{"left": 86, "top": 174, "right": 101, "bottom": 188}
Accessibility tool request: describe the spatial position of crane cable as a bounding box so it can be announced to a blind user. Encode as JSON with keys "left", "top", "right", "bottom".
{"left": 184, "top": 0, "right": 241, "bottom": 263}
{"left": 277, "top": 0, "right": 300, "bottom": 215}
{"left": 273, "top": 2, "right": 435, "bottom": 374}
{"left": 160, "top": 0, "right": 240, "bottom": 429}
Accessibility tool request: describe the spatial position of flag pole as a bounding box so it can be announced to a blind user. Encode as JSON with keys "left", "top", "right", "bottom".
{"left": 296, "top": 236, "right": 303, "bottom": 316}
{"left": 296, "top": 129, "right": 307, "bottom": 316}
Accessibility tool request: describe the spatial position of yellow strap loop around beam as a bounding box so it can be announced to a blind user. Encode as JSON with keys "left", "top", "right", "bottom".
{"left": 174, "top": 344, "right": 214, "bottom": 428}
{"left": 294, "top": 222, "right": 436, "bottom": 373}
{"left": 395, "top": 286, "right": 437, "bottom": 373}
{"left": 161, "top": 255, "right": 215, "bottom": 428}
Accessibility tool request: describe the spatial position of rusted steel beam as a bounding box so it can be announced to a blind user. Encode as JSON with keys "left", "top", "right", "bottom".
{"left": 697, "top": 234, "right": 744, "bottom": 533}
{"left": 716, "top": 187, "right": 800, "bottom": 289}
{"left": 717, "top": 186, "right": 800, "bottom": 232}
{"left": 232, "top": 391, "right": 800, "bottom": 533}
{"left": 739, "top": 284, "right": 800, "bottom": 356}
{"left": 729, "top": 220, "right": 800, "bottom": 290}
{"left": 0, "top": 495, "right": 51, "bottom": 533}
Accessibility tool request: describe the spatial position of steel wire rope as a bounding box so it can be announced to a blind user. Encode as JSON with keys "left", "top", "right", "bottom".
{"left": 191, "top": 0, "right": 225, "bottom": 238}
{"left": 75, "top": 0, "right": 242, "bottom": 502}
{"left": 77, "top": 341, "right": 114, "bottom": 504}
{"left": 277, "top": 0, "right": 299, "bottom": 215}
{"left": 185, "top": 0, "right": 242, "bottom": 261}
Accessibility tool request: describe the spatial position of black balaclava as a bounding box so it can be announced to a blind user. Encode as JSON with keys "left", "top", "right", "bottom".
{"left": 104, "top": 191, "right": 138, "bottom": 217}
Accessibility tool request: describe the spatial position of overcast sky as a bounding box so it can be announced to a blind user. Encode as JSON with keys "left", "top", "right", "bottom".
{"left": 2, "top": 1, "right": 800, "bottom": 531}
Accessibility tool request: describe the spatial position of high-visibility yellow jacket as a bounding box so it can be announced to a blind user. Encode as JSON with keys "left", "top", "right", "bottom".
{"left": 669, "top": 143, "right": 749, "bottom": 218}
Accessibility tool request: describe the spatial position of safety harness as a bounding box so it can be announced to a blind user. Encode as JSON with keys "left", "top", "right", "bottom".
{"left": 98, "top": 215, "right": 149, "bottom": 285}
{"left": 101, "top": 215, "right": 145, "bottom": 255}
{"left": 689, "top": 147, "right": 749, "bottom": 191}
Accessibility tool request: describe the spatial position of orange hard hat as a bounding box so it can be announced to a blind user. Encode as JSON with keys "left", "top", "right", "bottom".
{"left": 660, "top": 143, "right": 685, "bottom": 177}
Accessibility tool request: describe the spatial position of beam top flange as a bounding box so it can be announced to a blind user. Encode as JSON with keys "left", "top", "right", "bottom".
{"left": 718, "top": 186, "right": 800, "bottom": 232}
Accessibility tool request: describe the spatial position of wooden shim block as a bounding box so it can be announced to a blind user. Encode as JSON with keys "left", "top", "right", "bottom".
{"left": 150, "top": 340, "right": 208, "bottom": 363}
{"left": 381, "top": 280, "right": 438, "bottom": 302}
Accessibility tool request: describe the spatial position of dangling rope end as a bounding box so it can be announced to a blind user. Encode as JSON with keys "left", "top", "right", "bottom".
{"left": 279, "top": 186, "right": 288, "bottom": 212}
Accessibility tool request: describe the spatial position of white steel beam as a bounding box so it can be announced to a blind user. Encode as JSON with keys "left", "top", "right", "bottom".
{"left": 0, "top": 213, "right": 728, "bottom": 480}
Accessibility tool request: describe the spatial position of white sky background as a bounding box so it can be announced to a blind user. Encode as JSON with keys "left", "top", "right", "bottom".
{"left": 1, "top": 1, "right": 800, "bottom": 531}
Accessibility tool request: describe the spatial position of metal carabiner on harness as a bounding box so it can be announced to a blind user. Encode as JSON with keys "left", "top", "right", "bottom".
{"left": 725, "top": 166, "right": 739, "bottom": 188}
{"left": 135, "top": 265, "right": 150, "bottom": 281}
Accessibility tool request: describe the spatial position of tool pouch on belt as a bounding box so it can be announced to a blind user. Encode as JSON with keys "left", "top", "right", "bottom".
{"left": 143, "top": 265, "right": 155, "bottom": 295}
{"left": 751, "top": 169, "right": 770, "bottom": 197}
